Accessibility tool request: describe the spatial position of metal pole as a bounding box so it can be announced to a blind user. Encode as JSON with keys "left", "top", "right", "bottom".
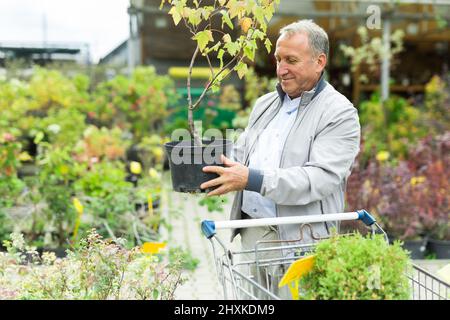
{"left": 128, "top": 7, "right": 135, "bottom": 76}
{"left": 381, "top": 17, "right": 391, "bottom": 102}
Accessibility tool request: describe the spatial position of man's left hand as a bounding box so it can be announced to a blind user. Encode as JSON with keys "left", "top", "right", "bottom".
{"left": 200, "top": 155, "right": 249, "bottom": 196}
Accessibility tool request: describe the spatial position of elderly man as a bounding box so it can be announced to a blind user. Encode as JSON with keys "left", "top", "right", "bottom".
{"left": 201, "top": 19, "right": 361, "bottom": 298}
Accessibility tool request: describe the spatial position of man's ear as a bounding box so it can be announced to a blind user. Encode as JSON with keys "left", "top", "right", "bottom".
{"left": 316, "top": 53, "right": 327, "bottom": 73}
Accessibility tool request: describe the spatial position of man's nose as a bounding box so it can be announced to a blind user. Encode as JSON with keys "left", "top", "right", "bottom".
{"left": 277, "top": 64, "right": 289, "bottom": 76}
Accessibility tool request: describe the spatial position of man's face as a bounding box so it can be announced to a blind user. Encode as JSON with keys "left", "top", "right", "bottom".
{"left": 275, "top": 32, "right": 326, "bottom": 98}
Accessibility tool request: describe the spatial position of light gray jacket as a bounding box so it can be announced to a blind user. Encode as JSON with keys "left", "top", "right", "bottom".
{"left": 230, "top": 78, "right": 361, "bottom": 243}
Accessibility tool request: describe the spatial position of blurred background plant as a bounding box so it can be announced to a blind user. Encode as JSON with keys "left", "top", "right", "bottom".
{"left": 0, "top": 229, "right": 185, "bottom": 300}
{"left": 92, "top": 66, "right": 178, "bottom": 142}
{"left": 0, "top": 66, "right": 173, "bottom": 253}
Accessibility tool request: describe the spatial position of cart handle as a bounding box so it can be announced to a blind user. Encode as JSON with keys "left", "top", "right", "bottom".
{"left": 201, "top": 210, "right": 376, "bottom": 239}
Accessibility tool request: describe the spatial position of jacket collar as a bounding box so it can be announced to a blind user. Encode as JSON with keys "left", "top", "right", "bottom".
{"left": 276, "top": 72, "right": 327, "bottom": 105}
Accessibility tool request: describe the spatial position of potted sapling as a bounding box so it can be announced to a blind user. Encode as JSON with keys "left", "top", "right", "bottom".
{"left": 161, "top": 0, "right": 279, "bottom": 193}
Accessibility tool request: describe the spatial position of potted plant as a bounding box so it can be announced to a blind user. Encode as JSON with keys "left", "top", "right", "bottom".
{"left": 160, "top": 0, "right": 279, "bottom": 193}
{"left": 295, "top": 232, "right": 411, "bottom": 300}
{"left": 346, "top": 153, "right": 429, "bottom": 259}
{"left": 414, "top": 133, "right": 450, "bottom": 259}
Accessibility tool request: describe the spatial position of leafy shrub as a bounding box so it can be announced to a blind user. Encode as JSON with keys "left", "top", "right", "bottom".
{"left": 299, "top": 233, "right": 411, "bottom": 300}
{"left": 92, "top": 66, "right": 178, "bottom": 141}
{"left": 359, "top": 93, "right": 426, "bottom": 161}
{"left": 73, "top": 125, "right": 131, "bottom": 165}
{"left": 346, "top": 133, "right": 449, "bottom": 240}
{"left": 0, "top": 230, "right": 185, "bottom": 300}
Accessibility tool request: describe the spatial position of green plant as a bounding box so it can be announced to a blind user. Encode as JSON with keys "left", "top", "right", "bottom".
{"left": 136, "top": 134, "right": 166, "bottom": 171}
{"left": 358, "top": 93, "right": 426, "bottom": 160}
{"left": 0, "top": 229, "right": 185, "bottom": 300}
{"left": 161, "top": 0, "right": 279, "bottom": 145}
{"left": 299, "top": 232, "right": 411, "bottom": 300}
{"left": 422, "top": 75, "right": 450, "bottom": 135}
{"left": 233, "top": 67, "right": 277, "bottom": 129}
{"left": 92, "top": 66, "right": 177, "bottom": 141}
{"left": 73, "top": 125, "right": 131, "bottom": 166}
{"left": 347, "top": 133, "right": 449, "bottom": 241}
{"left": 34, "top": 144, "right": 80, "bottom": 248}
{"left": 198, "top": 195, "right": 228, "bottom": 213}
{"left": 169, "top": 246, "right": 200, "bottom": 271}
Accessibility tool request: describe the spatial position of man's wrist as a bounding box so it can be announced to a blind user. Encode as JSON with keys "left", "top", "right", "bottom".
{"left": 245, "top": 168, "right": 264, "bottom": 193}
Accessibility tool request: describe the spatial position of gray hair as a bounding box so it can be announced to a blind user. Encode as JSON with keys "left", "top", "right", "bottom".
{"left": 279, "top": 19, "right": 329, "bottom": 59}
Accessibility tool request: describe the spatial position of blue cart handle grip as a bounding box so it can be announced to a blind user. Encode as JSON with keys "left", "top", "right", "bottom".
{"left": 202, "top": 220, "right": 216, "bottom": 239}
{"left": 357, "top": 210, "right": 376, "bottom": 226}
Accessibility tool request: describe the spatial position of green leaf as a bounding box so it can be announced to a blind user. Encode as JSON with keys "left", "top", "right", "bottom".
{"left": 234, "top": 61, "right": 248, "bottom": 79}
{"left": 252, "top": 29, "right": 265, "bottom": 40}
{"left": 224, "top": 41, "right": 240, "bottom": 56}
{"left": 211, "top": 82, "right": 221, "bottom": 93}
{"left": 221, "top": 10, "right": 234, "bottom": 30}
{"left": 263, "top": 3, "right": 275, "bottom": 21}
{"left": 188, "top": 9, "right": 202, "bottom": 27}
{"left": 200, "top": 7, "right": 213, "bottom": 20}
{"left": 218, "top": 0, "right": 227, "bottom": 6}
{"left": 243, "top": 40, "right": 255, "bottom": 61}
{"left": 253, "top": 6, "right": 265, "bottom": 25}
{"left": 217, "top": 49, "right": 225, "bottom": 68}
{"left": 153, "top": 289, "right": 159, "bottom": 300}
{"left": 168, "top": 6, "right": 182, "bottom": 26}
{"left": 264, "top": 38, "right": 272, "bottom": 53}
{"left": 193, "top": 30, "right": 214, "bottom": 52}
{"left": 34, "top": 131, "right": 45, "bottom": 144}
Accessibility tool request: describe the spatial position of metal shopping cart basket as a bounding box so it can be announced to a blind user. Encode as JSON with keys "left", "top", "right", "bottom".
{"left": 201, "top": 210, "right": 449, "bottom": 300}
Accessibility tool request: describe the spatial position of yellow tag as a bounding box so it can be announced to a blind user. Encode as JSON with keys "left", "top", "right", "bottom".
{"left": 130, "top": 161, "right": 142, "bottom": 175}
{"left": 279, "top": 255, "right": 316, "bottom": 288}
{"left": 73, "top": 198, "right": 84, "bottom": 215}
{"left": 141, "top": 242, "right": 166, "bottom": 254}
{"left": 148, "top": 193, "right": 154, "bottom": 217}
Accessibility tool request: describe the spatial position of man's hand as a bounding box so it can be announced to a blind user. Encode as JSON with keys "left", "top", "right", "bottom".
{"left": 200, "top": 155, "right": 249, "bottom": 196}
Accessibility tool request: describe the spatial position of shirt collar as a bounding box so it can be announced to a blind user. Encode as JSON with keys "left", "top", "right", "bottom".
{"left": 276, "top": 72, "right": 326, "bottom": 106}
{"left": 282, "top": 95, "right": 301, "bottom": 115}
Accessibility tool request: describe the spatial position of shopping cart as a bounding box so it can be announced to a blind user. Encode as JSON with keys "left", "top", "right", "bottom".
{"left": 201, "top": 210, "right": 449, "bottom": 300}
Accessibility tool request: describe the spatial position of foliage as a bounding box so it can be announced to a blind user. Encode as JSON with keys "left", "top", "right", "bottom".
{"left": 0, "top": 66, "right": 171, "bottom": 251}
{"left": 340, "top": 26, "right": 405, "bottom": 83}
{"left": 346, "top": 133, "right": 449, "bottom": 241}
{"left": 161, "top": 0, "right": 279, "bottom": 142}
{"left": 35, "top": 144, "right": 79, "bottom": 247}
{"left": 0, "top": 230, "right": 185, "bottom": 300}
{"left": 358, "top": 93, "right": 426, "bottom": 161}
{"left": 198, "top": 195, "right": 228, "bottom": 213}
{"left": 33, "top": 108, "right": 87, "bottom": 148}
{"left": 136, "top": 134, "right": 166, "bottom": 172}
{"left": 73, "top": 161, "right": 162, "bottom": 246}
{"left": 219, "top": 84, "right": 241, "bottom": 111}
{"left": 73, "top": 125, "right": 131, "bottom": 166}
{"left": 233, "top": 67, "right": 277, "bottom": 129}
{"left": 169, "top": 246, "right": 200, "bottom": 271}
{"left": 92, "top": 66, "right": 177, "bottom": 141}
{"left": 299, "top": 232, "right": 411, "bottom": 300}
{"left": 422, "top": 75, "right": 450, "bottom": 135}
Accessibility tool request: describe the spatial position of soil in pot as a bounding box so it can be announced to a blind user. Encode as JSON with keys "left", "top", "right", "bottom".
{"left": 164, "top": 139, "right": 232, "bottom": 193}
{"left": 427, "top": 238, "right": 450, "bottom": 259}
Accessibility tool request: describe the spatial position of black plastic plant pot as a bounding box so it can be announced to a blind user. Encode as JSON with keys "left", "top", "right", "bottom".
{"left": 164, "top": 139, "right": 233, "bottom": 193}
{"left": 402, "top": 239, "right": 428, "bottom": 259}
{"left": 427, "top": 238, "right": 450, "bottom": 259}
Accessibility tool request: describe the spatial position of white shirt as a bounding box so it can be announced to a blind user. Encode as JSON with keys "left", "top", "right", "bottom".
{"left": 242, "top": 94, "right": 301, "bottom": 218}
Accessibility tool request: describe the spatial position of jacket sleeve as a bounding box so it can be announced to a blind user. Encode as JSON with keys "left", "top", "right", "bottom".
{"left": 258, "top": 104, "right": 361, "bottom": 205}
